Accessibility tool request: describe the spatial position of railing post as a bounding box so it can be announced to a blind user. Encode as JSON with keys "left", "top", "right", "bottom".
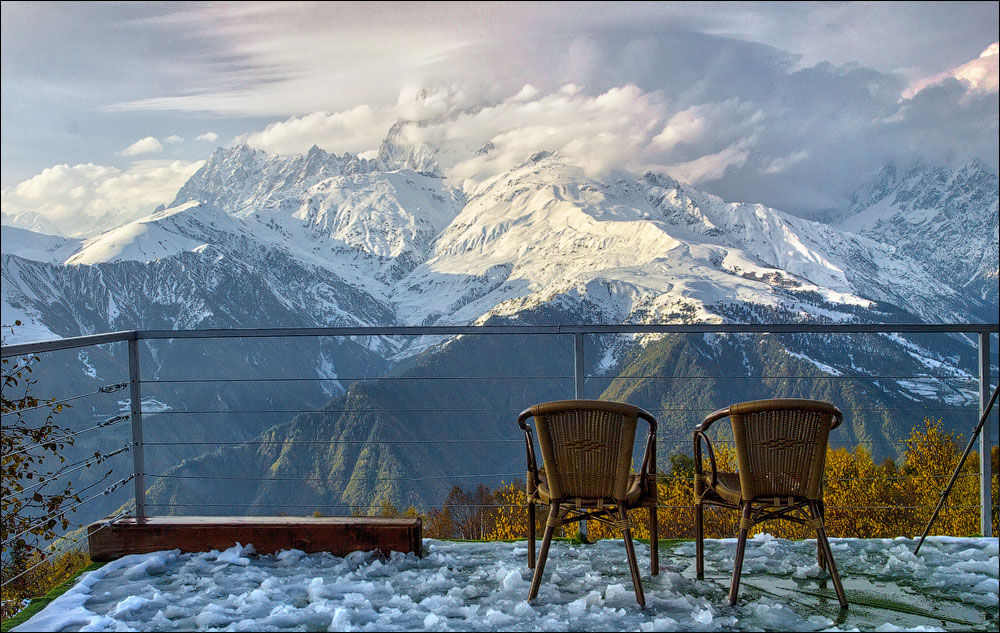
{"left": 128, "top": 336, "right": 147, "bottom": 520}
{"left": 980, "top": 332, "right": 993, "bottom": 537}
{"left": 574, "top": 333, "right": 585, "bottom": 399}
{"left": 572, "top": 332, "right": 589, "bottom": 541}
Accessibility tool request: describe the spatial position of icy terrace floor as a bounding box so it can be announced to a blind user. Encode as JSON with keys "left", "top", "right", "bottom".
{"left": 15, "top": 536, "right": 999, "bottom": 632}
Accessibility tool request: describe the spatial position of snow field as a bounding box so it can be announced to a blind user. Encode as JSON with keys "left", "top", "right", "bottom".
{"left": 13, "top": 535, "right": 998, "bottom": 632}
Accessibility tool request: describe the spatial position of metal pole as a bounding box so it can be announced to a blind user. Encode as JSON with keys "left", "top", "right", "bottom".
{"left": 915, "top": 384, "right": 999, "bottom": 553}
{"left": 128, "top": 337, "right": 147, "bottom": 520}
{"left": 574, "top": 333, "right": 585, "bottom": 400}
{"left": 573, "top": 332, "right": 588, "bottom": 541}
{"left": 980, "top": 333, "right": 993, "bottom": 537}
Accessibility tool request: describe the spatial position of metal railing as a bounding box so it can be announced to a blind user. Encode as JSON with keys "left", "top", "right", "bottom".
{"left": 2, "top": 322, "right": 997, "bottom": 564}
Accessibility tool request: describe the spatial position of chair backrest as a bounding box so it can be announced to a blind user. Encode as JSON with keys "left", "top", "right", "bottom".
{"left": 529, "top": 400, "right": 644, "bottom": 501}
{"left": 729, "top": 399, "right": 842, "bottom": 501}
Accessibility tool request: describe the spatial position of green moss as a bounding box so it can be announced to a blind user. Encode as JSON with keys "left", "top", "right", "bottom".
{"left": 1, "top": 563, "right": 104, "bottom": 632}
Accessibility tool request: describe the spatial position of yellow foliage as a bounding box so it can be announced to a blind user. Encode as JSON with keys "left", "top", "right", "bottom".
{"left": 0, "top": 548, "right": 90, "bottom": 621}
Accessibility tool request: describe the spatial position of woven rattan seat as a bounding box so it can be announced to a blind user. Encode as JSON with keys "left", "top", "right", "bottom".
{"left": 694, "top": 398, "right": 848, "bottom": 608}
{"left": 528, "top": 471, "right": 646, "bottom": 505}
{"left": 518, "top": 400, "right": 658, "bottom": 606}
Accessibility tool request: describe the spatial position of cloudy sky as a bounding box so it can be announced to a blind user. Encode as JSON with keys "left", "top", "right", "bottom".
{"left": 1, "top": 1, "right": 997, "bottom": 235}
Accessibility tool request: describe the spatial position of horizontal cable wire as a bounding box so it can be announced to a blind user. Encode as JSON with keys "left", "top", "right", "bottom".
{"left": 659, "top": 438, "right": 993, "bottom": 446}
{"left": 146, "top": 472, "right": 522, "bottom": 482}
{"left": 6, "top": 415, "right": 130, "bottom": 457}
{"left": 1, "top": 381, "right": 129, "bottom": 417}
{"left": 144, "top": 471, "right": 981, "bottom": 484}
{"left": 139, "top": 438, "right": 975, "bottom": 447}
{"left": 141, "top": 439, "right": 520, "bottom": 446}
{"left": 145, "top": 408, "right": 527, "bottom": 414}
{"left": 142, "top": 375, "right": 980, "bottom": 384}
{"left": 1, "top": 474, "right": 134, "bottom": 548}
{"left": 824, "top": 473, "right": 981, "bottom": 482}
{"left": 142, "top": 406, "right": 978, "bottom": 415}
{"left": 0, "top": 509, "right": 132, "bottom": 589}
{"left": 140, "top": 502, "right": 983, "bottom": 510}
{"left": 659, "top": 438, "right": 912, "bottom": 444}
{"left": 591, "top": 374, "right": 979, "bottom": 381}
{"left": 1, "top": 445, "right": 131, "bottom": 503}
{"left": 144, "top": 376, "right": 573, "bottom": 384}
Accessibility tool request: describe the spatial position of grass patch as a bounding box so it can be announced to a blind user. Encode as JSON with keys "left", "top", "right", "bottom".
{"left": 1, "top": 562, "right": 104, "bottom": 632}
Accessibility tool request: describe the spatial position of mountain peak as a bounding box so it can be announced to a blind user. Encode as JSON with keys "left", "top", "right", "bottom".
{"left": 839, "top": 161, "right": 998, "bottom": 307}
{"left": 377, "top": 120, "right": 442, "bottom": 174}
{"left": 639, "top": 171, "right": 681, "bottom": 190}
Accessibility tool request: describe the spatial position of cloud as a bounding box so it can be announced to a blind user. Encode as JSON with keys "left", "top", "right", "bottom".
{"left": 244, "top": 105, "right": 395, "bottom": 155}
{"left": 0, "top": 159, "right": 204, "bottom": 237}
{"left": 760, "top": 150, "right": 810, "bottom": 175}
{"left": 903, "top": 42, "right": 999, "bottom": 98}
{"left": 120, "top": 136, "right": 163, "bottom": 156}
{"left": 235, "top": 65, "right": 996, "bottom": 215}
{"left": 18, "top": 3, "right": 991, "bottom": 216}
{"left": 98, "top": 3, "right": 997, "bottom": 119}
{"left": 380, "top": 84, "right": 681, "bottom": 188}
{"left": 235, "top": 83, "right": 771, "bottom": 192}
{"left": 665, "top": 141, "right": 753, "bottom": 183}
{"left": 164, "top": 134, "right": 184, "bottom": 143}
{"left": 195, "top": 132, "right": 218, "bottom": 142}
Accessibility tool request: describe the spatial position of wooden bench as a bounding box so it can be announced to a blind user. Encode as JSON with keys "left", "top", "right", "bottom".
{"left": 88, "top": 516, "right": 422, "bottom": 561}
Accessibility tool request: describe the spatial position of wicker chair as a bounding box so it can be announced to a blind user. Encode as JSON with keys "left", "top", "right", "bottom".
{"left": 518, "top": 400, "right": 658, "bottom": 606}
{"left": 693, "top": 399, "right": 848, "bottom": 608}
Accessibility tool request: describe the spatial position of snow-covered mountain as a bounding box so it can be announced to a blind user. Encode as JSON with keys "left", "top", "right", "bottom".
{"left": 1, "top": 210, "right": 63, "bottom": 236}
{"left": 839, "top": 161, "right": 999, "bottom": 309}
{"left": 1, "top": 226, "right": 81, "bottom": 263}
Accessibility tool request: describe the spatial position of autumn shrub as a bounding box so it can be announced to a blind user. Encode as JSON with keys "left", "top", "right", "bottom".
{"left": 0, "top": 548, "right": 90, "bottom": 621}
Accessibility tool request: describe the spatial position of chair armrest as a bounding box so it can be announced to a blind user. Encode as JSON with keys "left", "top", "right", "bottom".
{"left": 693, "top": 430, "right": 720, "bottom": 489}
{"left": 518, "top": 409, "right": 540, "bottom": 489}
{"left": 637, "top": 410, "right": 658, "bottom": 479}
{"left": 694, "top": 405, "right": 730, "bottom": 434}
{"left": 517, "top": 407, "right": 534, "bottom": 431}
{"left": 693, "top": 406, "right": 729, "bottom": 490}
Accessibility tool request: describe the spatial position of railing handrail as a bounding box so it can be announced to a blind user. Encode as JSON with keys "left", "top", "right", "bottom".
{"left": 4, "top": 322, "right": 998, "bottom": 358}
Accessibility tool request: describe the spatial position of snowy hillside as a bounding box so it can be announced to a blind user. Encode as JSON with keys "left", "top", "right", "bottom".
{"left": 839, "top": 161, "right": 999, "bottom": 308}
{"left": 1, "top": 225, "right": 81, "bottom": 263}
{"left": 396, "top": 154, "right": 967, "bottom": 328}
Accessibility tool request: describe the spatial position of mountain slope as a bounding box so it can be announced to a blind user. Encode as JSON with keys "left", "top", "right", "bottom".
{"left": 839, "top": 161, "right": 999, "bottom": 309}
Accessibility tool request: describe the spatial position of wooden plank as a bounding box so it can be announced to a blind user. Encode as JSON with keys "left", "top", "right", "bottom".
{"left": 88, "top": 516, "right": 421, "bottom": 561}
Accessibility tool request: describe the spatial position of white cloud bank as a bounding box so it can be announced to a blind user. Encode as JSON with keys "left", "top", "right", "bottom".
{"left": 240, "top": 42, "right": 996, "bottom": 210}
{"left": 5, "top": 40, "right": 996, "bottom": 240}
{"left": 196, "top": 132, "right": 218, "bottom": 142}
{"left": 244, "top": 105, "right": 395, "bottom": 155}
{"left": 241, "top": 84, "right": 763, "bottom": 193}
{"left": 120, "top": 136, "right": 164, "bottom": 156}
{"left": 904, "top": 42, "right": 999, "bottom": 99}
{"left": 1, "top": 160, "right": 204, "bottom": 237}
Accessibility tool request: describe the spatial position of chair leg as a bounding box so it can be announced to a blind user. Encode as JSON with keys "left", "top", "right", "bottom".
{"left": 619, "top": 507, "right": 646, "bottom": 607}
{"left": 528, "top": 502, "right": 560, "bottom": 601}
{"left": 695, "top": 500, "right": 705, "bottom": 580}
{"left": 649, "top": 505, "right": 659, "bottom": 576}
{"left": 528, "top": 502, "right": 536, "bottom": 569}
{"left": 815, "top": 499, "right": 826, "bottom": 570}
{"left": 810, "top": 502, "right": 848, "bottom": 609}
{"left": 728, "top": 503, "right": 753, "bottom": 606}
